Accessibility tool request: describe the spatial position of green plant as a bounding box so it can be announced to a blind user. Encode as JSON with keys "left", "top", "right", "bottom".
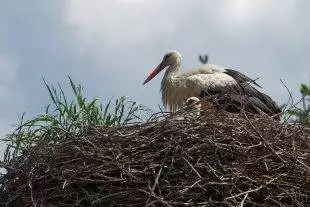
{"left": 2, "top": 76, "right": 149, "bottom": 162}
{"left": 287, "top": 83, "right": 310, "bottom": 125}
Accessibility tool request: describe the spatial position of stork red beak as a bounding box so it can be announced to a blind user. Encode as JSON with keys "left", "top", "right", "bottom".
{"left": 142, "top": 63, "right": 165, "bottom": 85}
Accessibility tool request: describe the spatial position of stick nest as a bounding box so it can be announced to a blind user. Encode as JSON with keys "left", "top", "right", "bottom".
{"left": 1, "top": 109, "right": 310, "bottom": 206}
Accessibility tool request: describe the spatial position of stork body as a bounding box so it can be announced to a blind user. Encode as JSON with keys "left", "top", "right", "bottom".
{"left": 143, "top": 51, "right": 281, "bottom": 115}
{"left": 160, "top": 64, "right": 237, "bottom": 111}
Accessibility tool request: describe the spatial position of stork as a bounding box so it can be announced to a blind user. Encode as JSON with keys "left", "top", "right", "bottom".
{"left": 142, "top": 50, "right": 281, "bottom": 115}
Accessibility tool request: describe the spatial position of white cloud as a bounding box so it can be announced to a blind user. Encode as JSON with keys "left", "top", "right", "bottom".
{"left": 65, "top": 0, "right": 177, "bottom": 52}
{"left": 225, "top": 0, "right": 296, "bottom": 23}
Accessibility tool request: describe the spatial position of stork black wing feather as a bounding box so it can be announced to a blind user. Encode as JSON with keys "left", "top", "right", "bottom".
{"left": 224, "top": 69, "right": 261, "bottom": 88}
{"left": 238, "top": 83, "right": 281, "bottom": 114}
{"left": 200, "top": 82, "right": 281, "bottom": 115}
{"left": 215, "top": 94, "right": 275, "bottom": 115}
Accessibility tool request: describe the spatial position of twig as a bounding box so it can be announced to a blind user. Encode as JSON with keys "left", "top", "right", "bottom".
{"left": 297, "top": 159, "right": 310, "bottom": 171}
{"left": 239, "top": 192, "right": 248, "bottom": 207}
{"left": 243, "top": 113, "right": 285, "bottom": 163}
{"left": 0, "top": 161, "right": 14, "bottom": 171}
{"left": 280, "top": 79, "right": 294, "bottom": 112}
{"left": 182, "top": 157, "right": 202, "bottom": 178}
{"left": 28, "top": 167, "right": 37, "bottom": 207}
{"left": 140, "top": 189, "right": 173, "bottom": 207}
{"left": 225, "top": 185, "right": 263, "bottom": 200}
{"left": 145, "top": 149, "right": 170, "bottom": 206}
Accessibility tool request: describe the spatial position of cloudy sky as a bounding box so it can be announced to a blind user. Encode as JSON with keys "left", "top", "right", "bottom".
{"left": 1, "top": 0, "right": 310, "bottom": 156}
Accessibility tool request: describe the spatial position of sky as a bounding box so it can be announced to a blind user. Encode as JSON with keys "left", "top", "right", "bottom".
{"left": 0, "top": 0, "right": 310, "bottom": 157}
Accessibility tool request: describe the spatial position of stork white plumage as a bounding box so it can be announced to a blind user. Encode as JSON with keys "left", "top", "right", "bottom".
{"left": 143, "top": 50, "right": 281, "bottom": 116}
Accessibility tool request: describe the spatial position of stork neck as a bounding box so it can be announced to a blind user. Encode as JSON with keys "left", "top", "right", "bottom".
{"left": 163, "top": 63, "right": 180, "bottom": 80}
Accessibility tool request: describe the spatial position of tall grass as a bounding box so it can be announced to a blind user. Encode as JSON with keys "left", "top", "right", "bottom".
{"left": 286, "top": 83, "right": 310, "bottom": 125}
{"left": 2, "top": 76, "right": 150, "bottom": 163}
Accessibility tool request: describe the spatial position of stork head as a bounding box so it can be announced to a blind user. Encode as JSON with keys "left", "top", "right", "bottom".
{"left": 143, "top": 50, "right": 182, "bottom": 85}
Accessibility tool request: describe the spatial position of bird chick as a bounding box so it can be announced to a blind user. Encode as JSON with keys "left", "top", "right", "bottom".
{"left": 183, "top": 97, "right": 202, "bottom": 117}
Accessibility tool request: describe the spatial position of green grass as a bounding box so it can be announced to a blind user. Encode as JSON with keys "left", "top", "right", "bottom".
{"left": 2, "top": 76, "right": 150, "bottom": 163}
{"left": 286, "top": 83, "right": 310, "bottom": 125}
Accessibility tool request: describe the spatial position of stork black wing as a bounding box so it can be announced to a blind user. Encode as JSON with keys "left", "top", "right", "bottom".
{"left": 224, "top": 69, "right": 261, "bottom": 88}
{"left": 214, "top": 94, "right": 277, "bottom": 115}
{"left": 200, "top": 83, "right": 281, "bottom": 116}
{"left": 238, "top": 83, "right": 281, "bottom": 114}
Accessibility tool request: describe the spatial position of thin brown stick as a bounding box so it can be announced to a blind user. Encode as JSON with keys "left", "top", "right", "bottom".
{"left": 239, "top": 192, "right": 248, "bottom": 207}
{"left": 225, "top": 185, "right": 263, "bottom": 200}
{"left": 182, "top": 157, "right": 202, "bottom": 179}
{"left": 243, "top": 113, "right": 285, "bottom": 162}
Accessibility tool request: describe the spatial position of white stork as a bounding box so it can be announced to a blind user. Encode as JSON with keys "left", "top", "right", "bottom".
{"left": 142, "top": 50, "right": 281, "bottom": 115}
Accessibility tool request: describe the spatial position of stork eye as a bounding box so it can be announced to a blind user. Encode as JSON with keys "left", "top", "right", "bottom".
{"left": 163, "top": 54, "right": 170, "bottom": 61}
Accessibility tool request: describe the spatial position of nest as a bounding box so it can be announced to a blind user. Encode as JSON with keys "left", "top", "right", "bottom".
{"left": 1, "top": 108, "right": 310, "bottom": 206}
